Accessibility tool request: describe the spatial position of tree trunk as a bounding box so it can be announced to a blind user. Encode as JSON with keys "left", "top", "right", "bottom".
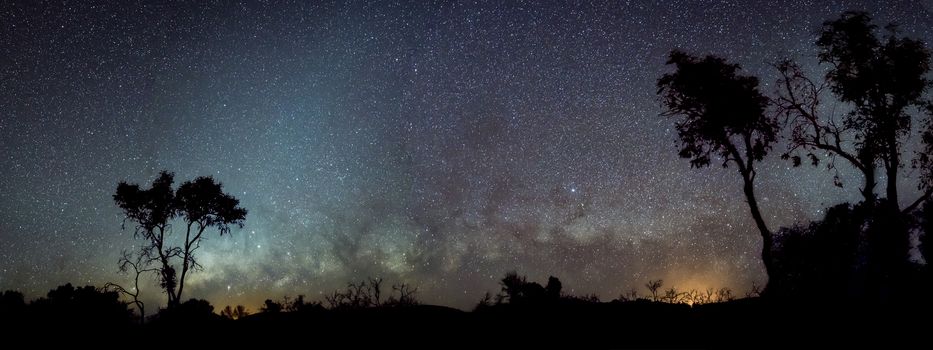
{"left": 742, "top": 174, "right": 775, "bottom": 288}
{"left": 156, "top": 226, "right": 178, "bottom": 309}
{"left": 886, "top": 161, "right": 898, "bottom": 210}
{"left": 859, "top": 150, "right": 877, "bottom": 207}
{"left": 176, "top": 223, "right": 193, "bottom": 305}
{"left": 176, "top": 223, "right": 206, "bottom": 305}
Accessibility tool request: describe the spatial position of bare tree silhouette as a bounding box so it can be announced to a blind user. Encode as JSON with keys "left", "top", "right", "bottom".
{"left": 104, "top": 250, "right": 158, "bottom": 324}
{"left": 775, "top": 60, "right": 878, "bottom": 205}
{"left": 645, "top": 279, "right": 664, "bottom": 302}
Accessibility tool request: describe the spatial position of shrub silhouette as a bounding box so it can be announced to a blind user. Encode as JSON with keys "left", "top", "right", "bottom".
{"left": 0, "top": 290, "right": 26, "bottom": 323}
{"left": 495, "top": 272, "right": 565, "bottom": 305}
{"left": 324, "top": 278, "right": 419, "bottom": 309}
{"left": 28, "top": 283, "right": 133, "bottom": 326}
{"left": 261, "top": 299, "right": 283, "bottom": 313}
{"left": 772, "top": 203, "right": 862, "bottom": 299}
{"left": 153, "top": 298, "right": 219, "bottom": 325}
{"left": 220, "top": 305, "right": 250, "bottom": 320}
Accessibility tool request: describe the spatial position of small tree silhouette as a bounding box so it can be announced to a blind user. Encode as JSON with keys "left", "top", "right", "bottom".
{"left": 545, "top": 276, "right": 563, "bottom": 299}
{"left": 261, "top": 299, "right": 283, "bottom": 313}
{"left": 388, "top": 283, "right": 419, "bottom": 307}
{"left": 497, "top": 271, "right": 555, "bottom": 304}
{"left": 715, "top": 288, "right": 735, "bottom": 303}
{"left": 663, "top": 287, "right": 684, "bottom": 304}
{"left": 324, "top": 278, "right": 419, "bottom": 309}
{"left": 645, "top": 279, "right": 663, "bottom": 302}
{"left": 221, "top": 305, "right": 250, "bottom": 320}
{"left": 618, "top": 288, "right": 639, "bottom": 302}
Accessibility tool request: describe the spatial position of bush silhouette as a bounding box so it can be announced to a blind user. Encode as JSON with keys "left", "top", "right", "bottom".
{"left": 28, "top": 283, "right": 133, "bottom": 326}
{"left": 496, "top": 272, "right": 565, "bottom": 305}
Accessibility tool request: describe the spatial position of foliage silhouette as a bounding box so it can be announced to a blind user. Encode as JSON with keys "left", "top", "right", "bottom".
{"left": 772, "top": 203, "right": 862, "bottom": 299}
{"left": 0, "top": 290, "right": 26, "bottom": 323}
{"left": 152, "top": 298, "right": 220, "bottom": 325}
{"left": 498, "top": 271, "right": 562, "bottom": 305}
{"left": 919, "top": 200, "right": 933, "bottom": 267}
{"left": 658, "top": 50, "right": 780, "bottom": 288}
{"left": 220, "top": 304, "right": 250, "bottom": 320}
{"left": 261, "top": 299, "right": 283, "bottom": 313}
{"left": 113, "top": 170, "right": 247, "bottom": 308}
{"left": 28, "top": 283, "right": 133, "bottom": 327}
{"left": 817, "top": 12, "right": 931, "bottom": 210}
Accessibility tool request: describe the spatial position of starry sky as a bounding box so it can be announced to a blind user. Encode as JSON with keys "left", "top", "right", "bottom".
{"left": 1, "top": 0, "right": 931, "bottom": 311}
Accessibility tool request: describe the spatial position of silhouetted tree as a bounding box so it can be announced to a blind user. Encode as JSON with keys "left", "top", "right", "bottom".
{"left": 773, "top": 11, "right": 932, "bottom": 302}
{"left": 0, "top": 290, "right": 26, "bottom": 323}
{"left": 113, "top": 171, "right": 247, "bottom": 308}
{"left": 658, "top": 50, "right": 780, "bottom": 286}
{"left": 663, "top": 287, "right": 685, "bottom": 304}
{"left": 772, "top": 203, "right": 862, "bottom": 299}
{"left": 173, "top": 176, "right": 247, "bottom": 308}
{"left": 500, "top": 271, "right": 526, "bottom": 303}
{"left": 775, "top": 60, "right": 878, "bottom": 205}
{"left": 324, "top": 278, "right": 419, "bottom": 309}
{"left": 388, "top": 282, "right": 419, "bottom": 307}
{"left": 113, "top": 171, "right": 179, "bottom": 306}
{"left": 714, "top": 287, "right": 735, "bottom": 303}
{"left": 104, "top": 250, "right": 159, "bottom": 324}
{"left": 283, "top": 295, "right": 323, "bottom": 313}
{"left": 618, "top": 288, "right": 639, "bottom": 302}
{"left": 645, "top": 279, "right": 663, "bottom": 302}
{"left": 261, "top": 299, "right": 283, "bottom": 313}
{"left": 474, "top": 292, "right": 494, "bottom": 311}
{"left": 817, "top": 11, "right": 931, "bottom": 211}
{"left": 497, "top": 272, "right": 564, "bottom": 305}
{"left": 545, "top": 276, "right": 562, "bottom": 299}
{"left": 221, "top": 304, "right": 250, "bottom": 320}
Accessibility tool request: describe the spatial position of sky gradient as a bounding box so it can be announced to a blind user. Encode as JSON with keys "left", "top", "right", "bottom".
{"left": 2, "top": 0, "right": 932, "bottom": 310}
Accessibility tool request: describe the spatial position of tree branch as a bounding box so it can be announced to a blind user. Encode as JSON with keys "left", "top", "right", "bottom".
{"left": 903, "top": 188, "right": 933, "bottom": 213}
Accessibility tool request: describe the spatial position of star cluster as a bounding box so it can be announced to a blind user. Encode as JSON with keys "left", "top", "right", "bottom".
{"left": 1, "top": 1, "right": 931, "bottom": 310}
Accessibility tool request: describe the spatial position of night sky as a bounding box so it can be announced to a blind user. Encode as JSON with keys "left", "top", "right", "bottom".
{"left": 2, "top": 0, "right": 931, "bottom": 310}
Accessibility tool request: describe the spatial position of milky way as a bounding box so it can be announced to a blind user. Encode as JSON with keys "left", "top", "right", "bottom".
{"left": 1, "top": 1, "right": 931, "bottom": 310}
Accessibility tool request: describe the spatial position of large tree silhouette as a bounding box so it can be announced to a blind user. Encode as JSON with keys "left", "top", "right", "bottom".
{"left": 774, "top": 12, "right": 930, "bottom": 299}
{"left": 816, "top": 11, "right": 931, "bottom": 211}
{"left": 657, "top": 50, "right": 780, "bottom": 286}
{"left": 113, "top": 171, "right": 247, "bottom": 308}
{"left": 113, "top": 171, "right": 179, "bottom": 306}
